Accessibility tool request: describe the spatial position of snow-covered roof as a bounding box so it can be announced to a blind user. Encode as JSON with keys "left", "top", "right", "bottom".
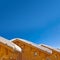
{"left": 39, "top": 44, "right": 60, "bottom": 53}
{"left": 11, "top": 38, "right": 52, "bottom": 54}
{"left": 0, "top": 36, "right": 22, "bottom": 52}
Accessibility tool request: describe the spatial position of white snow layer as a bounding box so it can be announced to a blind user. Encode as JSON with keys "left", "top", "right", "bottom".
{"left": 11, "top": 38, "right": 52, "bottom": 54}
{"left": 39, "top": 44, "right": 60, "bottom": 53}
{"left": 0, "top": 36, "right": 22, "bottom": 52}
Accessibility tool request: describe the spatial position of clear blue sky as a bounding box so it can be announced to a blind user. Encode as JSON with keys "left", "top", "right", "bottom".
{"left": 0, "top": 0, "right": 60, "bottom": 48}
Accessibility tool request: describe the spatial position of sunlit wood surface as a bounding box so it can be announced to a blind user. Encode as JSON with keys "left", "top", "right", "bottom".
{"left": 0, "top": 42, "right": 21, "bottom": 60}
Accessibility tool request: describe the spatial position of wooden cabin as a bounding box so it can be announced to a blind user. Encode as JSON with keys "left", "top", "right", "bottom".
{"left": 1, "top": 36, "right": 60, "bottom": 60}
{"left": 0, "top": 37, "right": 22, "bottom": 60}
{"left": 39, "top": 44, "right": 60, "bottom": 60}
{"left": 11, "top": 38, "right": 52, "bottom": 60}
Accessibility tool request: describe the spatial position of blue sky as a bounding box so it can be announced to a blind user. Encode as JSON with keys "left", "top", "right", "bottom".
{"left": 0, "top": 0, "right": 60, "bottom": 48}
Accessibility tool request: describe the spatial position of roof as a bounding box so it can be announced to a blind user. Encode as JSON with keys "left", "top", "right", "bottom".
{"left": 11, "top": 38, "right": 52, "bottom": 54}
{"left": 0, "top": 36, "right": 22, "bottom": 52}
{"left": 39, "top": 44, "right": 60, "bottom": 53}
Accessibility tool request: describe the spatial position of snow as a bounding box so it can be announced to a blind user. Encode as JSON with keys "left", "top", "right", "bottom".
{"left": 39, "top": 44, "right": 60, "bottom": 53}
{"left": 0, "top": 36, "right": 22, "bottom": 52}
{"left": 38, "top": 45, "right": 52, "bottom": 54}
{"left": 11, "top": 38, "right": 52, "bottom": 54}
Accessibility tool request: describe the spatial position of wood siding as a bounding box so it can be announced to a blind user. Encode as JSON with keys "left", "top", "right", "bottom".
{"left": 40, "top": 45, "right": 60, "bottom": 60}
{"left": 0, "top": 42, "right": 22, "bottom": 60}
{"left": 12, "top": 39, "right": 51, "bottom": 60}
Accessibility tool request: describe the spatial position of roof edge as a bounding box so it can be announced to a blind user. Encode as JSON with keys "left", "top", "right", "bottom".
{"left": 11, "top": 38, "right": 52, "bottom": 54}
{"left": 0, "top": 36, "right": 22, "bottom": 52}
{"left": 39, "top": 44, "right": 60, "bottom": 53}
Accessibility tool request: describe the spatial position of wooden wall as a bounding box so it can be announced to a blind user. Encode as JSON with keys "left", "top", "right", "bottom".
{"left": 0, "top": 42, "right": 22, "bottom": 60}
{"left": 12, "top": 39, "right": 51, "bottom": 60}
{"left": 40, "top": 45, "right": 60, "bottom": 60}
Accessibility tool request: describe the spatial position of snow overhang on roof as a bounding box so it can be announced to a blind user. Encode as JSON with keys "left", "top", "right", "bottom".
{"left": 39, "top": 44, "right": 60, "bottom": 53}
{"left": 11, "top": 38, "right": 52, "bottom": 54}
{"left": 0, "top": 36, "right": 22, "bottom": 52}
